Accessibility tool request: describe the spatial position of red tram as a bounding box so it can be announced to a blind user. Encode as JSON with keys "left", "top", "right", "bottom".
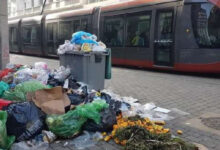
{"left": 8, "top": 0, "right": 220, "bottom": 73}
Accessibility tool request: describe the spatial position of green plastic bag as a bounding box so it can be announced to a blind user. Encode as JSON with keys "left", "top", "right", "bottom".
{"left": 0, "top": 82, "right": 9, "bottom": 97}
{"left": 2, "top": 81, "right": 50, "bottom": 101}
{"left": 46, "top": 100, "right": 109, "bottom": 138}
{"left": 0, "top": 111, "right": 15, "bottom": 150}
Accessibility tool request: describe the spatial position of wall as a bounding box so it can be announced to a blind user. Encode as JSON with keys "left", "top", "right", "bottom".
{"left": 0, "top": 0, "right": 10, "bottom": 69}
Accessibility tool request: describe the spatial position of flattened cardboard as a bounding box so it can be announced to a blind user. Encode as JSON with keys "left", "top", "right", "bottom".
{"left": 28, "top": 86, "right": 70, "bottom": 115}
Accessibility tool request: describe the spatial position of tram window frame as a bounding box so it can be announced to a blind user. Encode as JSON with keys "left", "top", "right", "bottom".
{"left": 47, "top": 23, "right": 54, "bottom": 42}
{"left": 22, "top": 25, "right": 41, "bottom": 46}
{"left": 47, "top": 22, "right": 58, "bottom": 42}
{"left": 59, "top": 21, "right": 73, "bottom": 42}
{"left": 103, "top": 15, "right": 125, "bottom": 47}
{"left": 125, "top": 11, "right": 152, "bottom": 48}
{"left": 81, "top": 19, "right": 88, "bottom": 32}
{"left": 156, "top": 10, "right": 174, "bottom": 40}
{"left": 9, "top": 27, "right": 18, "bottom": 46}
{"left": 73, "top": 20, "right": 81, "bottom": 32}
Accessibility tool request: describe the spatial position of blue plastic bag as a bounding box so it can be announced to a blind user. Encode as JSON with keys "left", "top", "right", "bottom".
{"left": 71, "top": 31, "right": 98, "bottom": 45}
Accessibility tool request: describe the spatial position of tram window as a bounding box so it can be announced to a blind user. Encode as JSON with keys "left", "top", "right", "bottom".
{"left": 73, "top": 20, "right": 80, "bottom": 32}
{"left": 23, "top": 26, "right": 40, "bottom": 45}
{"left": 60, "top": 21, "right": 72, "bottom": 42}
{"left": 47, "top": 23, "right": 53, "bottom": 41}
{"left": 104, "top": 16, "right": 124, "bottom": 47}
{"left": 191, "top": 3, "right": 220, "bottom": 48}
{"left": 126, "top": 12, "right": 151, "bottom": 47}
{"left": 47, "top": 23, "right": 58, "bottom": 42}
{"left": 9, "top": 27, "right": 18, "bottom": 46}
{"left": 157, "top": 12, "right": 173, "bottom": 40}
{"left": 81, "top": 19, "right": 88, "bottom": 31}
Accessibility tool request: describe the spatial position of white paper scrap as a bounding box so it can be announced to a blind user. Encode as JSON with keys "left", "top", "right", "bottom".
{"left": 154, "top": 107, "right": 171, "bottom": 113}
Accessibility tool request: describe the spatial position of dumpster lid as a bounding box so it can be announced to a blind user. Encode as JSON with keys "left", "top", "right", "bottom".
{"left": 59, "top": 50, "right": 109, "bottom": 56}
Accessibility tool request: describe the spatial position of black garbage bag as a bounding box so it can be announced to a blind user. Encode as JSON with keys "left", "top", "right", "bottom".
{"left": 3, "top": 102, "right": 46, "bottom": 142}
{"left": 68, "top": 76, "right": 81, "bottom": 89}
{"left": 101, "top": 93, "right": 131, "bottom": 115}
{"left": 67, "top": 85, "right": 88, "bottom": 106}
{"left": 83, "top": 107, "right": 116, "bottom": 132}
{"left": 100, "top": 93, "right": 112, "bottom": 103}
{"left": 47, "top": 75, "right": 64, "bottom": 87}
{"left": 84, "top": 92, "right": 96, "bottom": 103}
{"left": 68, "top": 93, "right": 86, "bottom": 105}
{"left": 84, "top": 92, "right": 131, "bottom": 115}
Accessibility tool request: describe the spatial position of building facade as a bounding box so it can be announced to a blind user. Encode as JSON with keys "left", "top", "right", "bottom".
{"left": 8, "top": 0, "right": 127, "bottom": 19}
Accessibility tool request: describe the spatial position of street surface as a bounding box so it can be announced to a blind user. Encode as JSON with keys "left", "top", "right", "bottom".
{"left": 10, "top": 54, "right": 220, "bottom": 150}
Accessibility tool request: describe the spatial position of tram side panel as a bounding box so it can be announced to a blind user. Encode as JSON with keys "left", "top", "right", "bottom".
{"left": 91, "top": 7, "right": 101, "bottom": 37}
{"left": 174, "top": 2, "right": 220, "bottom": 73}
{"left": 100, "top": 13, "right": 126, "bottom": 66}
{"left": 100, "top": 7, "right": 152, "bottom": 67}
{"left": 45, "top": 19, "right": 59, "bottom": 56}
{"left": 100, "top": 2, "right": 178, "bottom": 68}
{"left": 41, "top": 16, "right": 47, "bottom": 56}
{"left": 9, "top": 24, "right": 19, "bottom": 53}
{"left": 21, "top": 18, "right": 44, "bottom": 56}
{"left": 121, "top": 9, "right": 153, "bottom": 68}
{"left": 9, "top": 20, "right": 21, "bottom": 54}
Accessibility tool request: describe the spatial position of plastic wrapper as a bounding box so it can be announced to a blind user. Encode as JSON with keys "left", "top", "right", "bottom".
{"left": 71, "top": 31, "right": 98, "bottom": 45}
{"left": 11, "top": 141, "right": 49, "bottom": 150}
{"left": 46, "top": 100, "right": 108, "bottom": 138}
{"left": 99, "top": 92, "right": 131, "bottom": 115}
{"left": 42, "top": 130, "right": 56, "bottom": 143}
{"left": 4, "top": 102, "right": 46, "bottom": 141}
{"left": 92, "top": 42, "right": 106, "bottom": 52}
{"left": 119, "top": 103, "right": 136, "bottom": 118}
{"left": 0, "top": 68, "right": 13, "bottom": 79}
{"left": 2, "top": 81, "right": 50, "bottom": 101}
{"left": 9, "top": 83, "right": 16, "bottom": 89}
{"left": 13, "top": 68, "right": 33, "bottom": 84}
{"left": 57, "top": 40, "right": 81, "bottom": 54}
{"left": 69, "top": 131, "right": 103, "bottom": 149}
{"left": 0, "top": 81, "right": 9, "bottom": 97}
{"left": 58, "top": 31, "right": 107, "bottom": 54}
{"left": 0, "top": 99, "right": 12, "bottom": 110}
{"left": 2, "top": 73, "right": 14, "bottom": 84}
{"left": 6, "top": 63, "right": 16, "bottom": 69}
{"left": 83, "top": 107, "right": 116, "bottom": 132}
{"left": 0, "top": 111, "right": 15, "bottom": 149}
{"left": 13, "top": 68, "right": 49, "bottom": 85}
{"left": 81, "top": 43, "right": 92, "bottom": 52}
{"left": 34, "top": 62, "right": 48, "bottom": 71}
{"left": 52, "top": 66, "right": 71, "bottom": 82}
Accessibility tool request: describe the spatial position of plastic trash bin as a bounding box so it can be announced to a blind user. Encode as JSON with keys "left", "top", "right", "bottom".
{"left": 59, "top": 50, "right": 110, "bottom": 90}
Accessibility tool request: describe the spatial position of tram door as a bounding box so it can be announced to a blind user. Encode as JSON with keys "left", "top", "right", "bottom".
{"left": 47, "top": 23, "right": 58, "bottom": 55}
{"left": 154, "top": 10, "right": 174, "bottom": 66}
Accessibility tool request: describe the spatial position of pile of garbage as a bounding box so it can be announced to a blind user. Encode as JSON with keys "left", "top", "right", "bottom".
{"left": 58, "top": 31, "right": 107, "bottom": 54}
{"left": 0, "top": 62, "right": 199, "bottom": 150}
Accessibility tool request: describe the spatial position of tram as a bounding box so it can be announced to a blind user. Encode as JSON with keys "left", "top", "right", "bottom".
{"left": 8, "top": 0, "right": 220, "bottom": 73}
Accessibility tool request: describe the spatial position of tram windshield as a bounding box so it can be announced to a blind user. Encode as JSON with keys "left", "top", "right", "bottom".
{"left": 191, "top": 3, "right": 220, "bottom": 48}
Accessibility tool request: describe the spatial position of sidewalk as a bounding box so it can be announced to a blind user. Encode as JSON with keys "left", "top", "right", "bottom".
{"left": 10, "top": 54, "right": 220, "bottom": 150}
